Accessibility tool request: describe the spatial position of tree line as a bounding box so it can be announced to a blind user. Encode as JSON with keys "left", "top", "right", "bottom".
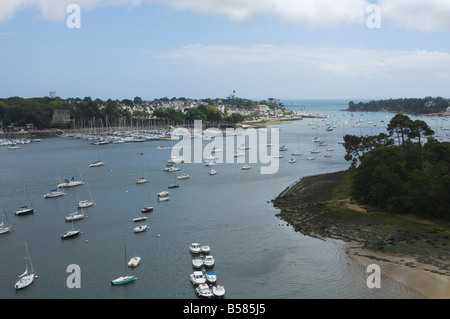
{"left": 344, "top": 114, "right": 450, "bottom": 219}
{"left": 347, "top": 97, "right": 449, "bottom": 115}
{"left": 0, "top": 96, "right": 284, "bottom": 130}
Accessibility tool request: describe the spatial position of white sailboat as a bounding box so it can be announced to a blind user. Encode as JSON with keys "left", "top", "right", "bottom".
{"left": 15, "top": 242, "right": 36, "bottom": 290}
{"left": 44, "top": 171, "right": 66, "bottom": 198}
{"left": 58, "top": 176, "right": 84, "bottom": 188}
{"left": 111, "top": 246, "right": 137, "bottom": 285}
{"left": 136, "top": 152, "right": 149, "bottom": 184}
{"left": 0, "top": 205, "right": 12, "bottom": 235}
{"left": 77, "top": 185, "right": 95, "bottom": 208}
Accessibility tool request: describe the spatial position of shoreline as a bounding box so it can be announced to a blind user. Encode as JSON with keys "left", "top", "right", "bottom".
{"left": 272, "top": 170, "right": 450, "bottom": 299}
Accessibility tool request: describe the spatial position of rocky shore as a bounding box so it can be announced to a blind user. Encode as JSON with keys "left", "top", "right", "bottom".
{"left": 273, "top": 170, "right": 450, "bottom": 298}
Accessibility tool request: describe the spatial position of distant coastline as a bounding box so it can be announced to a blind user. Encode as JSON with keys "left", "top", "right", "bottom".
{"left": 273, "top": 170, "right": 450, "bottom": 299}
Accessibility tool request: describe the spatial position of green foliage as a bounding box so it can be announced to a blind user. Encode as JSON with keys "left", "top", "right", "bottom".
{"left": 347, "top": 114, "right": 450, "bottom": 219}
{"left": 348, "top": 97, "right": 449, "bottom": 115}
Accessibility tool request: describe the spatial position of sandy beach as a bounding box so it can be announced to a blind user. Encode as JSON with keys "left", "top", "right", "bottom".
{"left": 273, "top": 170, "right": 450, "bottom": 299}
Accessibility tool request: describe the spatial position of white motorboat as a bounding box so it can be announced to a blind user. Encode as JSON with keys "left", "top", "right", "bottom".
{"left": 307, "top": 157, "right": 316, "bottom": 160}
{"left": 157, "top": 191, "right": 170, "bottom": 197}
{"left": 89, "top": 160, "right": 105, "bottom": 167}
{"left": 204, "top": 156, "right": 218, "bottom": 161}
{"left": 324, "top": 153, "right": 332, "bottom": 157}
{"left": 234, "top": 152, "right": 244, "bottom": 157}
{"left": 279, "top": 145, "right": 288, "bottom": 151}
{"left": 190, "top": 243, "right": 201, "bottom": 254}
{"left": 288, "top": 158, "right": 297, "bottom": 163}
{"left": 177, "top": 174, "right": 190, "bottom": 180}
{"left": 127, "top": 256, "right": 141, "bottom": 268}
{"left": 212, "top": 285, "right": 225, "bottom": 298}
{"left": 195, "top": 283, "right": 214, "bottom": 299}
{"left": 311, "top": 150, "right": 320, "bottom": 154}
{"left": 241, "top": 164, "right": 251, "bottom": 170}
{"left": 208, "top": 169, "right": 217, "bottom": 175}
{"left": 192, "top": 257, "right": 203, "bottom": 269}
{"left": 273, "top": 154, "right": 283, "bottom": 158}
{"left": 204, "top": 255, "right": 215, "bottom": 267}
{"left": 190, "top": 271, "right": 206, "bottom": 285}
{"left": 44, "top": 189, "right": 66, "bottom": 198}
{"left": 133, "top": 216, "right": 148, "bottom": 222}
{"left": 140, "top": 206, "right": 153, "bottom": 213}
{"left": 158, "top": 197, "right": 170, "bottom": 202}
{"left": 168, "top": 156, "right": 184, "bottom": 164}
{"left": 291, "top": 151, "right": 303, "bottom": 156}
{"left": 133, "top": 225, "right": 148, "bottom": 233}
{"left": 65, "top": 211, "right": 85, "bottom": 222}
{"left": 200, "top": 245, "right": 210, "bottom": 253}
{"left": 15, "top": 242, "right": 35, "bottom": 290}
{"left": 204, "top": 271, "right": 216, "bottom": 283}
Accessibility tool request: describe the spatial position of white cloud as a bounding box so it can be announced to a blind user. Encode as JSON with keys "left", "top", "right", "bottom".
{"left": 158, "top": 44, "right": 450, "bottom": 77}
{"left": 379, "top": 0, "right": 450, "bottom": 32}
{"left": 1, "top": 0, "right": 450, "bottom": 32}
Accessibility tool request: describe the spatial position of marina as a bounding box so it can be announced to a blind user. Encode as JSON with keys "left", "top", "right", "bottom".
{"left": 0, "top": 101, "right": 437, "bottom": 299}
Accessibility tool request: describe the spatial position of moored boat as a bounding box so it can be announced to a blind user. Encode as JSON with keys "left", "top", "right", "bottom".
{"left": 190, "top": 271, "right": 206, "bottom": 285}
{"left": 127, "top": 256, "right": 141, "bottom": 268}
{"left": 189, "top": 243, "right": 201, "bottom": 254}
{"left": 195, "top": 283, "right": 214, "bottom": 299}
{"left": 212, "top": 285, "right": 225, "bottom": 298}
{"left": 133, "top": 225, "right": 148, "bottom": 233}
{"left": 141, "top": 206, "right": 153, "bottom": 213}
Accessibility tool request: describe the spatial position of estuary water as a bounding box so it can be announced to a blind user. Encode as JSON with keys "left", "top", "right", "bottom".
{"left": 0, "top": 100, "right": 428, "bottom": 299}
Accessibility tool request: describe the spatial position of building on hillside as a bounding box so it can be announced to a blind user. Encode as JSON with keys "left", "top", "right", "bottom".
{"left": 52, "top": 109, "right": 71, "bottom": 122}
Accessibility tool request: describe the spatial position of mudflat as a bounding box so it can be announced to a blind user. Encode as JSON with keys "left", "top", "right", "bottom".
{"left": 273, "top": 170, "right": 450, "bottom": 298}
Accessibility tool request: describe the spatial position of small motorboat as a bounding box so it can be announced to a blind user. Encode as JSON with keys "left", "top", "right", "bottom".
{"left": 208, "top": 169, "right": 217, "bottom": 175}
{"left": 157, "top": 197, "right": 170, "bottom": 202}
{"left": 190, "top": 271, "right": 206, "bottom": 285}
{"left": 89, "top": 161, "right": 106, "bottom": 167}
{"left": 157, "top": 191, "right": 170, "bottom": 197}
{"left": 288, "top": 158, "right": 297, "bottom": 163}
{"left": 177, "top": 174, "right": 190, "bottom": 180}
{"left": 132, "top": 216, "right": 148, "bottom": 222}
{"left": 195, "top": 283, "right": 214, "bottom": 299}
{"left": 128, "top": 256, "right": 141, "bottom": 268}
{"left": 133, "top": 225, "right": 148, "bottom": 233}
{"left": 307, "top": 157, "right": 316, "bottom": 160}
{"left": 204, "top": 255, "right": 214, "bottom": 267}
{"left": 190, "top": 243, "right": 201, "bottom": 254}
{"left": 168, "top": 184, "right": 179, "bottom": 189}
{"left": 200, "top": 245, "right": 210, "bottom": 253}
{"left": 240, "top": 164, "right": 251, "bottom": 170}
{"left": 141, "top": 206, "right": 153, "bottom": 213}
{"left": 212, "top": 285, "right": 225, "bottom": 298}
{"left": 204, "top": 271, "right": 216, "bottom": 284}
{"left": 291, "top": 151, "right": 303, "bottom": 156}
{"left": 279, "top": 145, "right": 288, "bottom": 151}
{"left": 192, "top": 257, "right": 203, "bottom": 269}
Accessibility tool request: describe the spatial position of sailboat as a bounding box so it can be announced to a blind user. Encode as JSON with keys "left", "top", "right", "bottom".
{"left": 111, "top": 246, "right": 137, "bottom": 285}
{"left": 136, "top": 152, "right": 149, "bottom": 184}
{"left": 44, "top": 171, "right": 66, "bottom": 198}
{"left": 58, "top": 176, "right": 84, "bottom": 188}
{"left": 15, "top": 188, "right": 36, "bottom": 216}
{"left": 77, "top": 185, "right": 95, "bottom": 208}
{"left": 61, "top": 220, "right": 81, "bottom": 239}
{"left": 0, "top": 205, "right": 12, "bottom": 235}
{"left": 15, "top": 242, "right": 36, "bottom": 289}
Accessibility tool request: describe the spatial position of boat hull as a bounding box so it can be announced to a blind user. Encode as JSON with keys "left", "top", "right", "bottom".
{"left": 15, "top": 208, "right": 35, "bottom": 216}
{"left": 111, "top": 275, "right": 136, "bottom": 285}
{"left": 15, "top": 274, "right": 34, "bottom": 290}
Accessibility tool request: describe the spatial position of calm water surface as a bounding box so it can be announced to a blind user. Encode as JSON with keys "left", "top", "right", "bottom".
{"left": 0, "top": 103, "right": 426, "bottom": 299}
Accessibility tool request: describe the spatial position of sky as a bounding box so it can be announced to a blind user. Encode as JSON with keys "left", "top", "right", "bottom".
{"left": 1, "top": 0, "right": 450, "bottom": 101}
